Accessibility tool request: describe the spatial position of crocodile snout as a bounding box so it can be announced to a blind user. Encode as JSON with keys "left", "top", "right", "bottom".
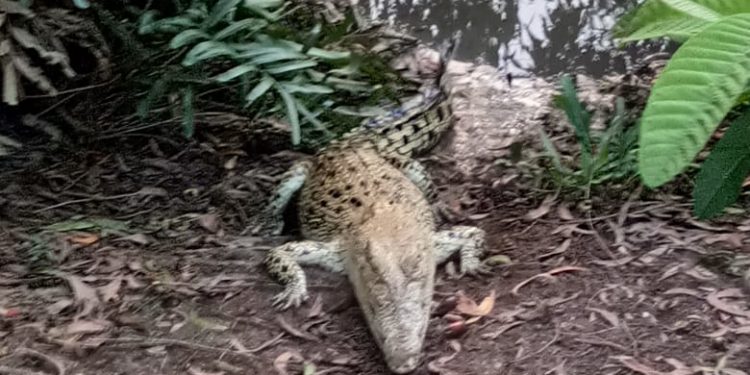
{"left": 386, "top": 351, "right": 421, "bottom": 374}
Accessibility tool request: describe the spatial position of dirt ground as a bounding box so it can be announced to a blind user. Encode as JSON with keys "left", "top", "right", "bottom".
{"left": 2, "top": 125, "right": 750, "bottom": 375}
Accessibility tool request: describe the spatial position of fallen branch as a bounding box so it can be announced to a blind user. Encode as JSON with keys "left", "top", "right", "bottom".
{"left": 511, "top": 266, "right": 588, "bottom": 295}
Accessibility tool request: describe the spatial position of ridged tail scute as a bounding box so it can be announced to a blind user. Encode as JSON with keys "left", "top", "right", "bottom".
{"left": 342, "top": 32, "right": 462, "bottom": 158}
{"left": 435, "top": 30, "right": 461, "bottom": 91}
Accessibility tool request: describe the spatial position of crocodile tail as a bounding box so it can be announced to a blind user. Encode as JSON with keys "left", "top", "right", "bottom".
{"left": 435, "top": 31, "right": 461, "bottom": 88}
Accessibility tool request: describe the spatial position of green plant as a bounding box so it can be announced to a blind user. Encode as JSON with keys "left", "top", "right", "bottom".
{"left": 613, "top": 0, "right": 750, "bottom": 218}
{"left": 135, "top": 0, "right": 377, "bottom": 143}
{"left": 538, "top": 75, "right": 638, "bottom": 198}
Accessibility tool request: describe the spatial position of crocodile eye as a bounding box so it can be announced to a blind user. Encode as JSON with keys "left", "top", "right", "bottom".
{"left": 371, "top": 283, "right": 388, "bottom": 302}
{"left": 401, "top": 252, "right": 425, "bottom": 277}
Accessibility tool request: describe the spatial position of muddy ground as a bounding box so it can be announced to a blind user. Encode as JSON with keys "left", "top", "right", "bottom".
{"left": 2, "top": 122, "right": 750, "bottom": 375}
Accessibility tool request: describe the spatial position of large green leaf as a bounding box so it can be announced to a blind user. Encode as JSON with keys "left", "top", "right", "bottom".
{"left": 182, "top": 41, "right": 238, "bottom": 66}
{"left": 181, "top": 86, "right": 195, "bottom": 138}
{"left": 213, "top": 18, "right": 268, "bottom": 40}
{"left": 243, "top": 74, "right": 274, "bottom": 106}
{"left": 205, "top": 0, "right": 242, "bottom": 28}
{"left": 169, "top": 29, "right": 211, "bottom": 49}
{"left": 693, "top": 109, "right": 750, "bottom": 219}
{"left": 275, "top": 84, "right": 300, "bottom": 145}
{"left": 214, "top": 63, "right": 257, "bottom": 82}
{"left": 614, "top": 0, "right": 750, "bottom": 43}
{"left": 638, "top": 13, "right": 750, "bottom": 187}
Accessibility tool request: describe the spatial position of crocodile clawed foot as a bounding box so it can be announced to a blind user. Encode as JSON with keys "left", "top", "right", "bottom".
{"left": 271, "top": 286, "right": 308, "bottom": 310}
{"left": 460, "top": 259, "right": 492, "bottom": 277}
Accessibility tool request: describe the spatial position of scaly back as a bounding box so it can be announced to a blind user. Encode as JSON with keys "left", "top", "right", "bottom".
{"left": 298, "top": 137, "right": 435, "bottom": 241}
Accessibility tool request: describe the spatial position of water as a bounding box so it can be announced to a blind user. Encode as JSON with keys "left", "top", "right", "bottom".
{"left": 367, "top": 0, "right": 671, "bottom": 78}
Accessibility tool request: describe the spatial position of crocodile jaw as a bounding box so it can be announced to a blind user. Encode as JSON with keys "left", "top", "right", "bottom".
{"left": 346, "top": 238, "right": 435, "bottom": 373}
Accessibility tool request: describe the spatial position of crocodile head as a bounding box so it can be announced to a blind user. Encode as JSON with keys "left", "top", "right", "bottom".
{"left": 345, "top": 235, "right": 436, "bottom": 373}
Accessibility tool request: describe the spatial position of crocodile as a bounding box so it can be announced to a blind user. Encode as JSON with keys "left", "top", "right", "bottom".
{"left": 262, "top": 36, "right": 488, "bottom": 373}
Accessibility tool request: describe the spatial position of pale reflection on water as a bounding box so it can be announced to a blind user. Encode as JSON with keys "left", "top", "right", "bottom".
{"left": 367, "top": 0, "right": 670, "bottom": 77}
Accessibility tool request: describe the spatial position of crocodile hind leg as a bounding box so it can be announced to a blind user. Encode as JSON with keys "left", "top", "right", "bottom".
{"left": 433, "top": 226, "right": 488, "bottom": 275}
{"left": 264, "top": 240, "right": 344, "bottom": 310}
{"left": 264, "top": 160, "right": 312, "bottom": 235}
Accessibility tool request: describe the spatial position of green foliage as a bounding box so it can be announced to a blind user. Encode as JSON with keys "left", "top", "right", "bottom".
{"left": 613, "top": 0, "right": 750, "bottom": 43}
{"left": 636, "top": 13, "right": 750, "bottom": 187}
{"left": 135, "top": 0, "right": 379, "bottom": 144}
{"left": 693, "top": 109, "right": 750, "bottom": 219}
{"left": 539, "top": 75, "right": 638, "bottom": 198}
{"left": 615, "top": 1, "right": 750, "bottom": 218}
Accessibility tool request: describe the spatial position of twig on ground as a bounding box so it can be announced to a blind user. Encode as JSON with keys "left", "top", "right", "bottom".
{"left": 513, "top": 324, "right": 560, "bottom": 363}
{"left": 511, "top": 266, "right": 588, "bottom": 295}
{"left": 6, "top": 348, "right": 66, "bottom": 375}
{"left": 275, "top": 316, "right": 320, "bottom": 342}
{"left": 96, "top": 336, "right": 260, "bottom": 361}
{"left": 0, "top": 366, "right": 47, "bottom": 375}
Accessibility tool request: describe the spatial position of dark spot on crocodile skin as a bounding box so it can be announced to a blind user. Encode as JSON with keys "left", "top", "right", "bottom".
{"left": 280, "top": 265, "right": 288, "bottom": 273}
{"left": 335, "top": 207, "right": 343, "bottom": 214}
{"left": 411, "top": 123, "right": 421, "bottom": 134}
{"left": 348, "top": 166, "right": 356, "bottom": 172}
{"left": 427, "top": 130, "right": 436, "bottom": 141}
{"left": 381, "top": 174, "right": 390, "bottom": 180}
{"left": 437, "top": 107, "right": 446, "bottom": 122}
{"left": 350, "top": 197, "right": 362, "bottom": 207}
{"left": 320, "top": 200, "right": 328, "bottom": 207}
{"left": 360, "top": 181, "right": 367, "bottom": 188}
{"left": 395, "top": 123, "right": 403, "bottom": 131}
{"left": 403, "top": 135, "right": 409, "bottom": 144}
{"left": 364, "top": 191, "right": 370, "bottom": 196}
{"left": 330, "top": 189, "right": 342, "bottom": 198}
{"left": 388, "top": 200, "right": 395, "bottom": 205}
{"left": 327, "top": 170, "right": 336, "bottom": 178}
{"left": 345, "top": 184, "right": 352, "bottom": 190}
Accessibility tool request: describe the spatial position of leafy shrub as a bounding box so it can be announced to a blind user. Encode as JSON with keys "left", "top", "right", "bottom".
{"left": 538, "top": 75, "right": 638, "bottom": 199}
{"left": 134, "top": 0, "right": 380, "bottom": 143}
{"left": 614, "top": 0, "right": 750, "bottom": 218}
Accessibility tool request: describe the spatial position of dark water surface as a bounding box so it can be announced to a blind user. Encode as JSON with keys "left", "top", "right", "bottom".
{"left": 367, "top": 0, "right": 671, "bottom": 78}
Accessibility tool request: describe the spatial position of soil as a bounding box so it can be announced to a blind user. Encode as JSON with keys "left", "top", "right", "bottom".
{"left": 2, "top": 126, "right": 750, "bottom": 375}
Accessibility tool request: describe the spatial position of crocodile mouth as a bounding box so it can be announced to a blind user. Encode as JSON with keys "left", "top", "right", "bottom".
{"left": 370, "top": 304, "right": 429, "bottom": 374}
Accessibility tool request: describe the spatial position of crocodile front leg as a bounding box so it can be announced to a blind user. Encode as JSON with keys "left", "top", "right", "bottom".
{"left": 433, "top": 226, "right": 487, "bottom": 274}
{"left": 264, "top": 160, "right": 312, "bottom": 235}
{"left": 264, "top": 240, "right": 344, "bottom": 310}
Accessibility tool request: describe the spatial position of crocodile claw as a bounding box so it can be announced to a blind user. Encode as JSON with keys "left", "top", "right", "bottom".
{"left": 271, "top": 286, "right": 308, "bottom": 310}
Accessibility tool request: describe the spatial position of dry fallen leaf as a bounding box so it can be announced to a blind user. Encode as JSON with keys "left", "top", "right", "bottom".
{"left": 557, "top": 205, "right": 574, "bottom": 221}
{"left": 63, "top": 274, "right": 101, "bottom": 318}
{"left": 99, "top": 276, "right": 123, "bottom": 303}
{"left": 118, "top": 233, "right": 151, "bottom": 245}
{"left": 274, "top": 350, "right": 304, "bottom": 375}
{"left": 704, "top": 233, "right": 746, "bottom": 248}
{"left": 198, "top": 214, "right": 221, "bottom": 233}
{"left": 455, "top": 290, "right": 496, "bottom": 317}
{"left": 587, "top": 307, "right": 620, "bottom": 328}
{"left": 67, "top": 233, "right": 99, "bottom": 246}
{"left": 524, "top": 195, "right": 555, "bottom": 221}
{"left": 47, "top": 299, "right": 73, "bottom": 315}
{"left": 188, "top": 366, "right": 225, "bottom": 375}
{"left": 307, "top": 294, "right": 324, "bottom": 319}
{"left": 706, "top": 288, "right": 750, "bottom": 319}
{"left": 66, "top": 319, "right": 112, "bottom": 335}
